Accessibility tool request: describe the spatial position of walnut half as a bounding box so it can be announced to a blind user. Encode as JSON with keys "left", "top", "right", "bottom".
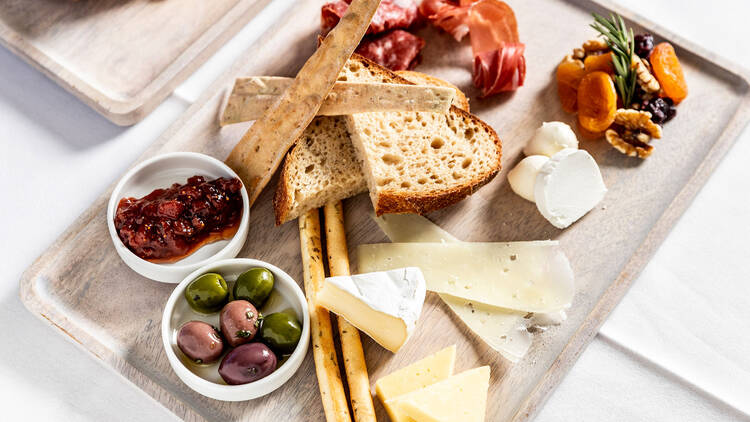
{"left": 605, "top": 109, "right": 663, "bottom": 158}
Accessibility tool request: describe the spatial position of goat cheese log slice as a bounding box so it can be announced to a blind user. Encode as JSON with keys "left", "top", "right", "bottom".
{"left": 534, "top": 148, "right": 607, "bottom": 229}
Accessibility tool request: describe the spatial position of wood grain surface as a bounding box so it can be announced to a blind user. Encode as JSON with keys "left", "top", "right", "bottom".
{"left": 0, "top": 0, "right": 271, "bottom": 125}
{"left": 18, "top": 0, "right": 750, "bottom": 421}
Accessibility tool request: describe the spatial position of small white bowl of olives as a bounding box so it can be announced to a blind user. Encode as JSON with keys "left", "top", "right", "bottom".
{"left": 161, "top": 258, "right": 309, "bottom": 401}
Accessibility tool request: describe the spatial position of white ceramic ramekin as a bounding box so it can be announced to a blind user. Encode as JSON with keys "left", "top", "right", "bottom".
{"left": 107, "top": 152, "right": 250, "bottom": 283}
{"left": 161, "top": 258, "right": 310, "bottom": 401}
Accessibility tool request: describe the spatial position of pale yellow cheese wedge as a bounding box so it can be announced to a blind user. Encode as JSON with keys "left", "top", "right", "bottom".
{"left": 387, "top": 366, "right": 491, "bottom": 422}
{"left": 375, "top": 345, "right": 456, "bottom": 422}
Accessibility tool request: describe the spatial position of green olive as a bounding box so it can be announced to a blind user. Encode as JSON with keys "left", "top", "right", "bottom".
{"left": 185, "top": 273, "right": 229, "bottom": 313}
{"left": 260, "top": 312, "right": 302, "bottom": 354}
{"left": 233, "top": 268, "right": 275, "bottom": 308}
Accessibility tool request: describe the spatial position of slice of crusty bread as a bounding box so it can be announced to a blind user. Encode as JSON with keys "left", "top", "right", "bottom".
{"left": 396, "top": 70, "right": 470, "bottom": 112}
{"left": 273, "top": 116, "right": 367, "bottom": 225}
{"left": 273, "top": 55, "right": 499, "bottom": 223}
{"left": 340, "top": 57, "right": 502, "bottom": 215}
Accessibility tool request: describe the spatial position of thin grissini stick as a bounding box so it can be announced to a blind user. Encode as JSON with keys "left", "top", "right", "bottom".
{"left": 323, "top": 202, "right": 377, "bottom": 422}
{"left": 299, "top": 209, "right": 352, "bottom": 422}
{"left": 221, "top": 78, "right": 455, "bottom": 125}
{"left": 225, "top": 0, "right": 382, "bottom": 206}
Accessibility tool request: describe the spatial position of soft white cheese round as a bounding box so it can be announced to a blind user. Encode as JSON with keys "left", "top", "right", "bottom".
{"left": 523, "top": 121, "right": 579, "bottom": 157}
{"left": 534, "top": 149, "right": 607, "bottom": 229}
{"left": 507, "top": 155, "right": 549, "bottom": 202}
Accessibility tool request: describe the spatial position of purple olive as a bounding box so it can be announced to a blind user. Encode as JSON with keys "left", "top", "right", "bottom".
{"left": 220, "top": 300, "right": 260, "bottom": 347}
{"left": 176, "top": 321, "right": 224, "bottom": 364}
{"left": 218, "top": 343, "right": 277, "bottom": 385}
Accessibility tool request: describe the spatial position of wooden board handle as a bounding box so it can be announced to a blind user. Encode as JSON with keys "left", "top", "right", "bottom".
{"left": 299, "top": 209, "right": 352, "bottom": 422}
{"left": 324, "top": 202, "right": 377, "bottom": 422}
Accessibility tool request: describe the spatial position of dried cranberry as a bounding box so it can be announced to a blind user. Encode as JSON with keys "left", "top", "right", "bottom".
{"left": 641, "top": 97, "right": 676, "bottom": 124}
{"left": 634, "top": 34, "right": 654, "bottom": 59}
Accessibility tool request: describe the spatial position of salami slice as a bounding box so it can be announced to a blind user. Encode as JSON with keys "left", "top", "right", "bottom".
{"left": 355, "top": 30, "right": 425, "bottom": 71}
{"left": 322, "top": 0, "right": 418, "bottom": 36}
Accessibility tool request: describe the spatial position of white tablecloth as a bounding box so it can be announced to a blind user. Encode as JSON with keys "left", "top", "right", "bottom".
{"left": 1, "top": 1, "right": 748, "bottom": 420}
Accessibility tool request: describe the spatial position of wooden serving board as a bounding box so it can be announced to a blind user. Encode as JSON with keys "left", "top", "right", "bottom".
{"left": 19, "top": 0, "right": 750, "bottom": 421}
{"left": 0, "top": 0, "right": 272, "bottom": 125}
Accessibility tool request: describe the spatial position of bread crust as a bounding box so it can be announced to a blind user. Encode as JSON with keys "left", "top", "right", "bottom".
{"left": 272, "top": 149, "right": 295, "bottom": 225}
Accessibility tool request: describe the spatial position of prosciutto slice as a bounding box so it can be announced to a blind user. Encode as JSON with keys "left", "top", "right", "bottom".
{"left": 420, "top": 0, "right": 526, "bottom": 96}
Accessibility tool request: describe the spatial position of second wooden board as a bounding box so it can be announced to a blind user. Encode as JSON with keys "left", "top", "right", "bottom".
{"left": 0, "top": 0, "right": 272, "bottom": 125}
{"left": 19, "top": 0, "right": 750, "bottom": 421}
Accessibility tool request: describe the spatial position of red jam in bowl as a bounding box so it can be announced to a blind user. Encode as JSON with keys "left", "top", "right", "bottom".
{"left": 114, "top": 176, "right": 243, "bottom": 262}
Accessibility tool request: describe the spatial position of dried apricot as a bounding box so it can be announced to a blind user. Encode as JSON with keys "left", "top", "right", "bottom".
{"left": 577, "top": 71, "right": 617, "bottom": 133}
{"left": 556, "top": 58, "right": 586, "bottom": 113}
{"left": 577, "top": 120, "right": 605, "bottom": 140}
{"left": 650, "top": 42, "right": 688, "bottom": 104}
{"left": 584, "top": 52, "right": 614, "bottom": 74}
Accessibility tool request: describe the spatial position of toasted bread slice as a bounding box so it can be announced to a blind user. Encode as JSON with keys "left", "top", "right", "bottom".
{"left": 395, "top": 70, "right": 470, "bottom": 112}
{"left": 273, "top": 55, "right": 499, "bottom": 223}
{"left": 340, "top": 57, "right": 502, "bottom": 215}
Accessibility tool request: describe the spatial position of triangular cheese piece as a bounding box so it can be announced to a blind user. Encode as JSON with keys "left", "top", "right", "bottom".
{"left": 387, "top": 366, "right": 490, "bottom": 422}
{"left": 317, "top": 267, "right": 426, "bottom": 352}
{"left": 375, "top": 345, "right": 456, "bottom": 422}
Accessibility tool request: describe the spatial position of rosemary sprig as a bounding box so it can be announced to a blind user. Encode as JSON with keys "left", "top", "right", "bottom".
{"left": 590, "top": 13, "right": 637, "bottom": 106}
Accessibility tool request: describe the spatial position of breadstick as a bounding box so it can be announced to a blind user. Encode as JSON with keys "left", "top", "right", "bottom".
{"left": 323, "top": 202, "right": 377, "bottom": 422}
{"left": 299, "top": 209, "right": 351, "bottom": 422}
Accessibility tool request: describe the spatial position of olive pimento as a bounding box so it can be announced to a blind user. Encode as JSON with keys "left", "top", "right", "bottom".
{"left": 114, "top": 176, "right": 243, "bottom": 262}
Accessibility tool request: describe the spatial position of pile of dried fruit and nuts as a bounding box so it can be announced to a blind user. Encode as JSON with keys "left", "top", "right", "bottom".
{"left": 556, "top": 14, "right": 688, "bottom": 158}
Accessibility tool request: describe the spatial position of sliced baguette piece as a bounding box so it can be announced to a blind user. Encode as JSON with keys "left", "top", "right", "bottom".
{"left": 272, "top": 57, "right": 486, "bottom": 224}
{"left": 341, "top": 57, "right": 502, "bottom": 215}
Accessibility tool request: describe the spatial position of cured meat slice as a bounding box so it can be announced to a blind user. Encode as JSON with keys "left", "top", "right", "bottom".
{"left": 473, "top": 43, "right": 526, "bottom": 96}
{"left": 355, "top": 30, "right": 425, "bottom": 71}
{"left": 418, "top": 0, "right": 473, "bottom": 41}
{"left": 468, "top": 0, "right": 525, "bottom": 95}
{"left": 420, "top": 0, "right": 526, "bottom": 96}
{"left": 322, "top": 0, "right": 418, "bottom": 36}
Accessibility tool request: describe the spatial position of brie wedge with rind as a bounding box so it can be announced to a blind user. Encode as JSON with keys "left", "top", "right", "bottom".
{"left": 387, "top": 366, "right": 490, "bottom": 422}
{"left": 535, "top": 148, "right": 607, "bottom": 229}
{"left": 318, "top": 267, "right": 426, "bottom": 353}
{"left": 358, "top": 241, "right": 574, "bottom": 313}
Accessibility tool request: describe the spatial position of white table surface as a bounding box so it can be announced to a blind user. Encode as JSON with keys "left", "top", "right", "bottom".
{"left": 1, "top": 1, "right": 748, "bottom": 421}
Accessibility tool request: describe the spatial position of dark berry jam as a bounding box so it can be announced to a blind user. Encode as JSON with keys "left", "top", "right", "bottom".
{"left": 115, "top": 176, "right": 243, "bottom": 262}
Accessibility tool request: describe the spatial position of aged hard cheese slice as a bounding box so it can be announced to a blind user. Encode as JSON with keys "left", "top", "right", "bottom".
{"left": 387, "top": 366, "right": 490, "bottom": 422}
{"left": 221, "top": 78, "right": 456, "bottom": 125}
{"left": 375, "top": 345, "right": 456, "bottom": 422}
{"left": 358, "top": 241, "right": 574, "bottom": 313}
{"left": 317, "top": 267, "right": 426, "bottom": 352}
{"left": 373, "top": 213, "right": 568, "bottom": 361}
